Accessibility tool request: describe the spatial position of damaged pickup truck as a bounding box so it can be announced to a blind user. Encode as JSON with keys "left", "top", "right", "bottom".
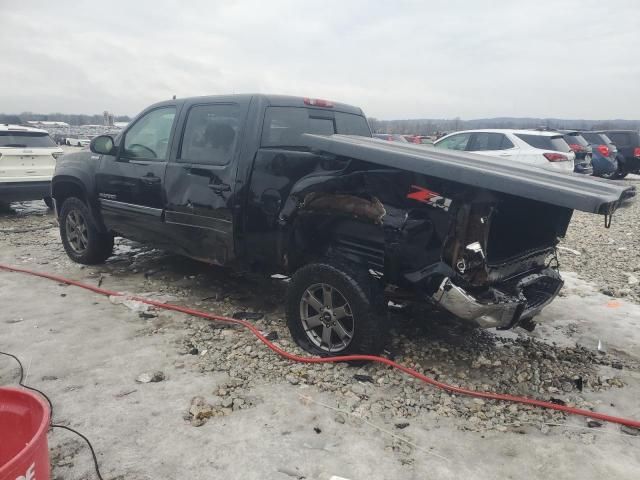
{"left": 51, "top": 94, "right": 633, "bottom": 356}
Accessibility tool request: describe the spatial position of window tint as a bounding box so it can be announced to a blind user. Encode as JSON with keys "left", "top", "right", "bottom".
{"left": 179, "top": 104, "right": 241, "bottom": 165}
{"left": 469, "top": 133, "right": 513, "bottom": 151}
{"left": 123, "top": 107, "right": 176, "bottom": 160}
{"left": 562, "top": 133, "right": 589, "bottom": 147}
{"left": 514, "top": 134, "right": 571, "bottom": 152}
{"left": 435, "top": 133, "right": 471, "bottom": 151}
{"left": 0, "top": 132, "right": 57, "bottom": 148}
{"left": 581, "top": 132, "right": 607, "bottom": 145}
{"left": 261, "top": 107, "right": 370, "bottom": 148}
{"left": 606, "top": 132, "right": 630, "bottom": 146}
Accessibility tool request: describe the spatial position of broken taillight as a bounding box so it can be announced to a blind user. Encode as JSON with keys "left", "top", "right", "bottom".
{"left": 543, "top": 152, "right": 569, "bottom": 162}
{"left": 596, "top": 145, "right": 610, "bottom": 157}
{"left": 303, "top": 98, "right": 334, "bottom": 108}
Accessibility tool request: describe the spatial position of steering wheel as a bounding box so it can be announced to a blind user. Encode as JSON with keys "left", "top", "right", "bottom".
{"left": 129, "top": 143, "right": 157, "bottom": 158}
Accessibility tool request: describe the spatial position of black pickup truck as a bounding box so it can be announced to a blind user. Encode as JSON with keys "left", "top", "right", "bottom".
{"left": 52, "top": 94, "right": 632, "bottom": 356}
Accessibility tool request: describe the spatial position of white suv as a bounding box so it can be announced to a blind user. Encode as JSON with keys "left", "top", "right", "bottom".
{"left": 0, "top": 124, "right": 64, "bottom": 207}
{"left": 433, "top": 129, "right": 576, "bottom": 174}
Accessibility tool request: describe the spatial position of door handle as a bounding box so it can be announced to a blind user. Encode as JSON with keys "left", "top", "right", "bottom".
{"left": 141, "top": 175, "right": 161, "bottom": 185}
{"left": 208, "top": 183, "right": 231, "bottom": 193}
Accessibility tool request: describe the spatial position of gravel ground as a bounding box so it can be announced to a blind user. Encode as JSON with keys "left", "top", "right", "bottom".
{"left": 560, "top": 175, "right": 640, "bottom": 302}
{"left": 1, "top": 188, "right": 640, "bottom": 478}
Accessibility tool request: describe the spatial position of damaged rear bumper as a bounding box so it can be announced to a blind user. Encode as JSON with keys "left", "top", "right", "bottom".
{"left": 432, "top": 269, "right": 563, "bottom": 329}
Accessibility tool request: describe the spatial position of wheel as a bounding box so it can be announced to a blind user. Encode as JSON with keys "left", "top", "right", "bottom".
{"left": 43, "top": 196, "right": 54, "bottom": 209}
{"left": 59, "top": 197, "right": 113, "bottom": 264}
{"left": 77, "top": 142, "right": 82, "bottom": 147}
{"left": 614, "top": 170, "right": 629, "bottom": 179}
{"left": 286, "top": 260, "right": 386, "bottom": 356}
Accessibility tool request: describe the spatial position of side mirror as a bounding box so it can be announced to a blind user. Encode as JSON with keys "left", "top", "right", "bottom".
{"left": 90, "top": 135, "right": 116, "bottom": 155}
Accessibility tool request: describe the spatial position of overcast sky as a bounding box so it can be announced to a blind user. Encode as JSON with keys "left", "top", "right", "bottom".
{"left": 1, "top": 0, "right": 639, "bottom": 119}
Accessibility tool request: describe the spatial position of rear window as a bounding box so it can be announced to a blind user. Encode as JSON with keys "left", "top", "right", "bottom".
{"left": 0, "top": 131, "right": 57, "bottom": 148}
{"left": 606, "top": 132, "right": 633, "bottom": 147}
{"left": 514, "top": 134, "right": 571, "bottom": 152}
{"left": 261, "top": 107, "right": 371, "bottom": 148}
{"left": 581, "top": 132, "right": 607, "bottom": 145}
{"left": 562, "top": 133, "right": 589, "bottom": 148}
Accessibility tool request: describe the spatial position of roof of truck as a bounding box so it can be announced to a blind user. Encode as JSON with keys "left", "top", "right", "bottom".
{"left": 304, "top": 134, "right": 634, "bottom": 215}
{"left": 149, "top": 94, "right": 364, "bottom": 115}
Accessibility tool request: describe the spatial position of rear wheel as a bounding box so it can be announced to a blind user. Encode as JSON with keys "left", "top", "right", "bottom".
{"left": 286, "top": 260, "right": 386, "bottom": 356}
{"left": 59, "top": 197, "right": 113, "bottom": 264}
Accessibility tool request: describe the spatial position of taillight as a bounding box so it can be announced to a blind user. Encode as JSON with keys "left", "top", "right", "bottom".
{"left": 52, "top": 152, "right": 64, "bottom": 160}
{"left": 568, "top": 143, "right": 585, "bottom": 153}
{"left": 303, "top": 98, "right": 334, "bottom": 108}
{"left": 596, "top": 145, "right": 610, "bottom": 157}
{"left": 634, "top": 147, "right": 640, "bottom": 158}
{"left": 543, "top": 152, "right": 568, "bottom": 162}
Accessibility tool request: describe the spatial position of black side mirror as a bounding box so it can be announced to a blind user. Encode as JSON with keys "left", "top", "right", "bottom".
{"left": 90, "top": 135, "right": 116, "bottom": 155}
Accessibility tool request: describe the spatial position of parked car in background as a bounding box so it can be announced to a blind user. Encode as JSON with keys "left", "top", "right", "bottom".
{"left": 0, "top": 124, "right": 63, "bottom": 207}
{"left": 403, "top": 135, "right": 434, "bottom": 145}
{"left": 557, "top": 131, "right": 593, "bottom": 175}
{"left": 65, "top": 136, "right": 91, "bottom": 147}
{"left": 433, "top": 129, "right": 575, "bottom": 174}
{"left": 598, "top": 130, "right": 640, "bottom": 178}
{"left": 580, "top": 131, "right": 619, "bottom": 178}
{"left": 373, "top": 133, "right": 408, "bottom": 142}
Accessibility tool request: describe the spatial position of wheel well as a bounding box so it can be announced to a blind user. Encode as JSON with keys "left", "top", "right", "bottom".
{"left": 287, "top": 215, "right": 385, "bottom": 273}
{"left": 52, "top": 181, "right": 86, "bottom": 212}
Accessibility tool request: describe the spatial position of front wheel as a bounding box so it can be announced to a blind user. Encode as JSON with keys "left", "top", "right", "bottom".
{"left": 286, "top": 260, "right": 386, "bottom": 356}
{"left": 59, "top": 197, "right": 113, "bottom": 264}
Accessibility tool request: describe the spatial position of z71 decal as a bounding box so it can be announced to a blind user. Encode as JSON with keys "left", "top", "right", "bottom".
{"left": 406, "top": 185, "right": 452, "bottom": 211}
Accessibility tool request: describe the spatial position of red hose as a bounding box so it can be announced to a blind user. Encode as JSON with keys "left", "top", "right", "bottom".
{"left": 2, "top": 262, "right": 639, "bottom": 429}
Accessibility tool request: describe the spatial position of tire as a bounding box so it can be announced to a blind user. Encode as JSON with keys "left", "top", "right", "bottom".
{"left": 614, "top": 170, "right": 629, "bottom": 179}
{"left": 286, "top": 260, "right": 386, "bottom": 356}
{"left": 43, "top": 196, "right": 54, "bottom": 209}
{"left": 59, "top": 197, "right": 113, "bottom": 264}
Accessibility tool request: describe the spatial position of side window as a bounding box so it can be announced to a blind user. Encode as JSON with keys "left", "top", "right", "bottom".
{"left": 469, "top": 133, "right": 514, "bottom": 151}
{"left": 500, "top": 134, "right": 515, "bottom": 149}
{"left": 436, "top": 133, "right": 471, "bottom": 151}
{"left": 178, "top": 104, "right": 241, "bottom": 165}
{"left": 123, "top": 107, "right": 176, "bottom": 160}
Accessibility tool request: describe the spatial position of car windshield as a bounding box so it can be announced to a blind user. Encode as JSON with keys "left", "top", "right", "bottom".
{"left": 515, "top": 133, "right": 571, "bottom": 152}
{"left": 0, "top": 131, "right": 57, "bottom": 148}
{"left": 261, "top": 107, "right": 371, "bottom": 148}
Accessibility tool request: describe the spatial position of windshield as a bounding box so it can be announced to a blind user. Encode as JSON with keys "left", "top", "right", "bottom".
{"left": 261, "top": 107, "right": 371, "bottom": 148}
{"left": 0, "top": 131, "right": 57, "bottom": 148}
{"left": 514, "top": 133, "right": 571, "bottom": 152}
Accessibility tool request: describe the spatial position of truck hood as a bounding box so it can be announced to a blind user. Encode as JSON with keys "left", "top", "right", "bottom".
{"left": 304, "top": 134, "right": 634, "bottom": 215}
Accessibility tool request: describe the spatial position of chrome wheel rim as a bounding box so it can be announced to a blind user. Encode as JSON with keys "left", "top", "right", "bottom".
{"left": 300, "top": 283, "right": 354, "bottom": 353}
{"left": 65, "top": 209, "right": 89, "bottom": 254}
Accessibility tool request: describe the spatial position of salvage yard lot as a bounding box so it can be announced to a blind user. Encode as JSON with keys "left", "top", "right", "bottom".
{"left": 1, "top": 176, "right": 640, "bottom": 479}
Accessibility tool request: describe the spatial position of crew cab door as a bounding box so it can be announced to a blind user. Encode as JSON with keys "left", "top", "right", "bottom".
{"left": 163, "top": 101, "right": 247, "bottom": 264}
{"left": 96, "top": 105, "right": 178, "bottom": 243}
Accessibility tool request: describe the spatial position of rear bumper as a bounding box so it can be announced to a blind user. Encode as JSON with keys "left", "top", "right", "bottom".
{"left": 0, "top": 181, "right": 51, "bottom": 202}
{"left": 431, "top": 268, "right": 563, "bottom": 329}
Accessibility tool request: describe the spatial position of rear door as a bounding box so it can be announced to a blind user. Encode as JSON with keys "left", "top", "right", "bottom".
{"left": 163, "top": 100, "right": 249, "bottom": 264}
{"left": 606, "top": 132, "right": 632, "bottom": 157}
{"left": 466, "top": 132, "right": 516, "bottom": 158}
{"left": 96, "top": 105, "right": 178, "bottom": 243}
{"left": 0, "top": 131, "right": 57, "bottom": 182}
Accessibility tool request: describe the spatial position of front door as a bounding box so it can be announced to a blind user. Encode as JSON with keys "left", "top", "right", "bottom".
{"left": 164, "top": 101, "right": 246, "bottom": 264}
{"left": 96, "top": 105, "right": 177, "bottom": 243}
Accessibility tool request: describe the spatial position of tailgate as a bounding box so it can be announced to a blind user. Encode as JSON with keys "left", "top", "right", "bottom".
{"left": 0, "top": 148, "right": 56, "bottom": 182}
